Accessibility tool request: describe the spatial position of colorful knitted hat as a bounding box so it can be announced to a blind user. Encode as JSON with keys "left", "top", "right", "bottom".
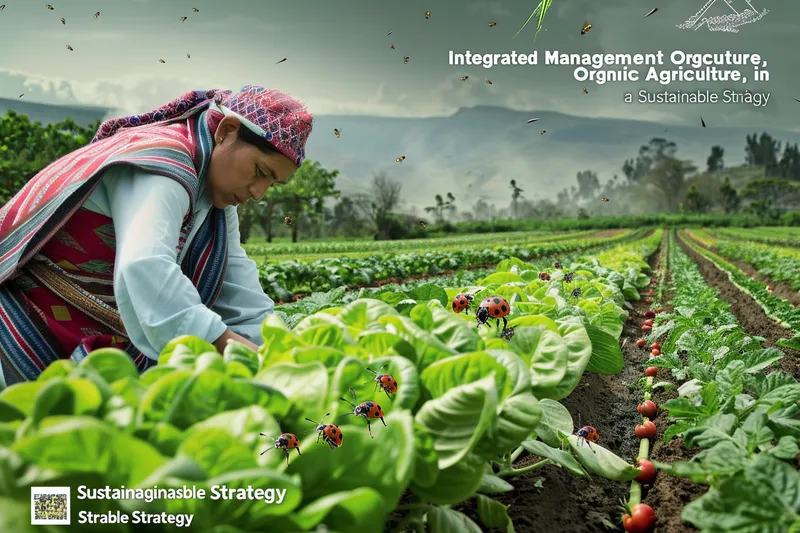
{"left": 92, "top": 86, "right": 313, "bottom": 166}
{"left": 218, "top": 86, "right": 313, "bottom": 166}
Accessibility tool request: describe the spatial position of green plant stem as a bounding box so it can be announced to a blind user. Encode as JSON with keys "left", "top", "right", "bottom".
{"left": 638, "top": 436, "right": 651, "bottom": 461}
{"left": 629, "top": 480, "right": 643, "bottom": 506}
{"left": 497, "top": 458, "right": 551, "bottom": 478}
{"left": 510, "top": 445, "right": 524, "bottom": 463}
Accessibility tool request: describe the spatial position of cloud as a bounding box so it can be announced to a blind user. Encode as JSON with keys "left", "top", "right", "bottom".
{"left": 467, "top": 1, "right": 513, "bottom": 18}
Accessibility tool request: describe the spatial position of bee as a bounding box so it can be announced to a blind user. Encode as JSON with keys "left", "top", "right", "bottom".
{"left": 192, "top": 7, "right": 199, "bottom": 12}
{"left": 581, "top": 23, "right": 592, "bottom": 35}
{"left": 276, "top": 58, "right": 287, "bottom": 64}
{"left": 404, "top": 56, "right": 409, "bottom": 64}
{"left": 60, "top": 17, "right": 65, "bottom": 24}
{"left": 390, "top": 44, "right": 395, "bottom": 49}
{"left": 538, "top": 130, "right": 546, "bottom": 135}
{"left": 461, "top": 76, "right": 469, "bottom": 81}
{"left": 180, "top": 16, "right": 187, "bottom": 22}
{"left": 425, "top": 11, "right": 431, "bottom": 19}
{"left": 583, "top": 87, "right": 589, "bottom": 94}
{"left": 94, "top": 11, "right": 100, "bottom": 18}
{"left": 334, "top": 128, "right": 340, "bottom": 138}
{"left": 186, "top": 53, "right": 191, "bottom": 58}
{"left": 396, "top": 156, "right": 405, "bottom": 163}
{"left": 159, "top": 59, "right": 165, "bottom": 63}
{"left": 571, "top": 287, "right": 582, "bottom": 298}
{"left": 284, "top": 216, "right": 293, "bottom": 227}
{"left": 488, "top": 21, "right": 497, "bottom": 27}
{"left": 46, "top": 4, "right": 54, "bottom": 10}
{"left": 65, "top": 44, "right": 73, "bottom": 51}
{"left": 419, "top": 221, "right": 427, "bottom": 229}
{"left": 600, "top": 197, "right": 609, "bottom": 202}
{"left": 485, "top": 79, "right": 492, "bottom": 84}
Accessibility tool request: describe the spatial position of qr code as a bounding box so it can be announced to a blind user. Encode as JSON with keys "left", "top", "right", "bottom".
{"left": 31, "top": 487, "right": 70, "bottom": 525}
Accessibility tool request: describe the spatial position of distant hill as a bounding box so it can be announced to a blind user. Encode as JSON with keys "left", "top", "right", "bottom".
{"left": 0, "top": 97, "right": 111, "bottom": 127}
{"left": 3, "top": 98, "right": 798, "bottom": 208}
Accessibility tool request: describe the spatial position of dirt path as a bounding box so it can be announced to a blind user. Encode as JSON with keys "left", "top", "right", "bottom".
{"left": 641, "top": 234, "right": 703, "bottom": 533}
{"left": 678, "top": 232, "right": 800, "bottom": 379}
{"left": 460, "top": 238, "right": 664, "bottom": 533}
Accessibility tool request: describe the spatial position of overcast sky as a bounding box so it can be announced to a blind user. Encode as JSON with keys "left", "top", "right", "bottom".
{"left": 0, "top": 0, "right": 797, "bottom": 129}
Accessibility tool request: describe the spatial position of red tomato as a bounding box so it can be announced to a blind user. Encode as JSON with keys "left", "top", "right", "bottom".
{"left": 636, "top": 339, "right": 646, "bottom": 347}
{"left": 651, "top": 343, "right": 661, "bottom": 350}
{"left": 648, "top": 289, "right": 654, "bottom": 295}
{"left": 644, "top": 310, "right": 655, "bottom": 319}
{"left": 644, "top": 319, "right": 654, "bottom": 326}
{"left": 644, "top": 298, "right": 652, "bottom": 303}
{"left": 637, "top": 400, "right": 657, "bottom": 418}
{"left": 635, "top": 420, "right": 657, "bottom": 439}
{"left": 642, "top": 325, "right": 652, "bottom": 332}
{"left": 635, "top": 458, "right": 656, "bottom": 484}
{"left": 623, "top": 503, "right": 656, "bottom": 533}
{"left": 644, "top": 366, "right": 658, "bottom": 377}
{"left": 651, "top": 349, "right": 661, "bottom": 357}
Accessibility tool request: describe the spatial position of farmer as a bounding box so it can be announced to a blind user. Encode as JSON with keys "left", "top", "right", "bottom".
{"left": 0, "top": 86, "right": 313, "bottom": 386}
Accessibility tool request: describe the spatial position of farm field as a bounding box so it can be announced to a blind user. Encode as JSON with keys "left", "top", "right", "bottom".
{"left": 0, "top": 226, "right": 798, "bottom": 533}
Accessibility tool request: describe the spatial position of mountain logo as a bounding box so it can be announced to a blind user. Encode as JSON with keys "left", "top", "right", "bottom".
{"left": 677, "top": 0, "right": 768, "bottom": 32}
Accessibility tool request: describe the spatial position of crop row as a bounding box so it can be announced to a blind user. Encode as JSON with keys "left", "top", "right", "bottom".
{"left": 244, "top": 229, "right": 601, "bottom": 259}
{"left": 643, "top": 231, "right": 800, "bottom": 532}
{"left": 0, "top": 232, "right": 661, "bottom": 533}
{"left": 681, "top": 230, "right": 800, "bottom": 350}
{"left": 693, "top": 230, "right": 800, "bottom": 292}
{"left": 258, "top": 229, "right": 640, "bottom": 301}
{"left": 274, "top": 230, "right": 658, "bottom": 326}
{"left": 713, "top": 226, "right": 800, "bottom": 247}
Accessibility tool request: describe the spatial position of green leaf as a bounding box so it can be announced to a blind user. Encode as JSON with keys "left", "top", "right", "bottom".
{"left": 521, "top": 439, "right": 588, "bottom": 477}
{"left": 13, "top": 416, "right": 166, "bottom": 486}
{"left": 583, "top": 323, "right": 623, "bottom": 374}
{"left": 287, "top": 411, "right": 414, "bottom": 510}
{"left": 286, "top": 488, "right": 386, "bottom": 533}
{"left": 254, "top": 361, "right": 329, "bottom": 421}
{"left": 409, "top": 284, "right": 449, "bottom": 307}
{"left": 566, "top": 434, "right": 639, "bottom": 481}
{"left": 159, "top": 335, "right": 217, "bottom": 364}
{"left": 415, "top": 375, "right": 499, "bottom": 469}
{"left": 428, "top": 506, "right": 484, "bottom": 533}
{"left": 77, "top": 348, "right": 139, "bottom": 383}
{"left": 532, "top": 399, "right": 573, "bottom": 447}
{"left": 476, "top": 494, "right": 514, "bottom": 530}
{"left": 411, "top": 452, "right": 485, "bottom": 504}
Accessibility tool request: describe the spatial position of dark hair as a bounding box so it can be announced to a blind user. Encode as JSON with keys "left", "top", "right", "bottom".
{"left": 236, "top": 125, "right": 279, "bottom": 154}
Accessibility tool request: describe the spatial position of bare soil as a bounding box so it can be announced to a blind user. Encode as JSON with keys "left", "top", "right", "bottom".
{"left": 678, "top": 233, "right": 800, "bottom": 379}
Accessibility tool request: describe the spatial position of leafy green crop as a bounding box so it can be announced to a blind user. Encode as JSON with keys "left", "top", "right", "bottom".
{"left": 258, "top": 230, "right": 639, "bottom": 300}
{"left": 646, "top": 232, "right": 800, "bottom": 532}
{"left": 0, "top": 236, "right": 659, "bottom": 532}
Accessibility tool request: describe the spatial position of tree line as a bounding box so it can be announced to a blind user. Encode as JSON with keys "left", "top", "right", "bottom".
{"left": 1, "top": 109, "right": 797, "bottom": 243}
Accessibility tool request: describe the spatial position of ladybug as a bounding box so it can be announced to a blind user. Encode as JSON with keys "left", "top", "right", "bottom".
{"left": 339, "top": 387, "right": 387, "bottom": 439}
{"left": 564, "top": 272, "right": 575, "bottom": 283}
{"left": 304, "top": 413, "right": 343, "bottom": 450}
{"left": 259, "top": 432, "right": 301, "bottom": 466}
{"left": 452, "top": 292, "right": 474, "bottom": 314}
{"left": 574, "top": 413, "right": 599, "bottom": 453}
{"left": 366, "top": 363, "right": 398, "bottom": 398}
{"left": 538, "top": 272, "right": 551, "bottom": 281}
{"left": 554, "top": 260, "right": 562, "bottom": 269}
{"left": 500, "top": 326, "right": 515, "bottom": 341}
{"left": 284, "top": 216, "right": 293, "bottom": 227}
{"left": 476, "top": 295, "right": 511, "bottom": 331}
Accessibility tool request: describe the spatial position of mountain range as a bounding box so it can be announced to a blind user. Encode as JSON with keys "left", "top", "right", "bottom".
{"left": 3, "top": 96, "right": 799, "bottom": 209}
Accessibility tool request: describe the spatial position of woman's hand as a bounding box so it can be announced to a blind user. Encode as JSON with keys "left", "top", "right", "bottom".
{"left": 213, "top": 328, "right": 259, "bottom": 353}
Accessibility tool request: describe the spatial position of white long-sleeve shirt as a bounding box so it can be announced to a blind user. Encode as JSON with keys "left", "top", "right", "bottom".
{"left": 81, "top": 164, "right": 273, "bottom": 360}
